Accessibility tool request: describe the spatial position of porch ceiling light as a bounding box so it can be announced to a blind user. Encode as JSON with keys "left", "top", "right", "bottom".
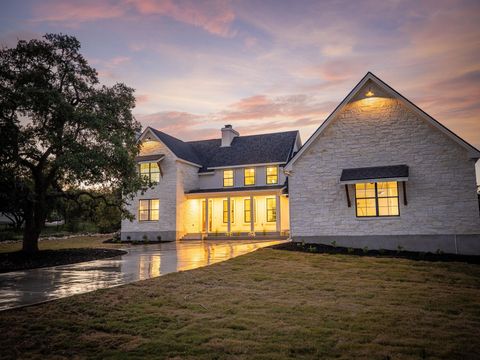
{"left": 365, "top": 88, "right": 374, "bottom": 97}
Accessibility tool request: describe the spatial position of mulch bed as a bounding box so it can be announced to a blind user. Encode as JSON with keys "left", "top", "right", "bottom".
{"left": 0, "top": 248, "right": 127, "bottom": 273}
{"left": 273, "top": 242, "right": 480, "bottom": 264}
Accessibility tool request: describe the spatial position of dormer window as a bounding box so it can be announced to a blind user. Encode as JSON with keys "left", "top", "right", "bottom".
{"left": 266, "top": 166, "right": 278, "bottom": 184}
{"left": 223, "top": 169, "right": 234, "bottom": 187}
{"left": 244, "top": 168, "right": 255, "bottom": 186}
{"left": 140, "top": 162, "right": 160, "bottom": 183}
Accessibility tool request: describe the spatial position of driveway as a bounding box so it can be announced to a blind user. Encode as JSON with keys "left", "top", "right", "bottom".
{"left": 0, "top": 239, "right": 284, "bottom": 311}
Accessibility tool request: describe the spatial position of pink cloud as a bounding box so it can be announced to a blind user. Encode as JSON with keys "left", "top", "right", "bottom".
{"left": 32, "top": 0, "right": 125, "bottom": 25}
{"left": 221, "top": 94, "right": 336, "bottom": 121}
{"left": 130, "top": 0, "right": 235, "bottom": 37}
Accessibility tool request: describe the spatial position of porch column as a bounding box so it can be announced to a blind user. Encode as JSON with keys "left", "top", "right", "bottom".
{"left": 250, "top": 195, "right": 254, "bottom": 234}
{"left": 227, "top": 195, "right": 231, "bottom": 234}
{"left": 205, "top": 197, "right": 209, "bottom": 234}
{"left": 275, "top": 194, "right": 281, "bottom": 233}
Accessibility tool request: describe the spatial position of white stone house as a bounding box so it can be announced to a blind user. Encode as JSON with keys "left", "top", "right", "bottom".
{"left": 121, "top": 126, "right": 301, "bottom": 241}
{"left": 285, "top": 72, "right": 480, "bottom": 255}
{"left": 121, "top": 72, "right": 480, "bottom": 254}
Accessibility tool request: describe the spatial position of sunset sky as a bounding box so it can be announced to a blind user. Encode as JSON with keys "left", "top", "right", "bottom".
{"left": 1, "top": 0, "right": 479, "bottom": 154}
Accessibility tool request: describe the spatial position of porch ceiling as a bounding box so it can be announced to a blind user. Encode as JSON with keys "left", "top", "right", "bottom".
{"left": 185, "top": 185, "right": 286, "bottom": 198}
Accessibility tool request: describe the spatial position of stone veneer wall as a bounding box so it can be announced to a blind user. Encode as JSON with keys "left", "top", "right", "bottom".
{"left": 289, "top": 92, "right": 480, "bottom": 254}
{"left": 121, "top": 139, "right": 179, "bottom": 241}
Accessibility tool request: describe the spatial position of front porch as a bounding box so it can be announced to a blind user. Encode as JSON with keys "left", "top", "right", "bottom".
{"left": 181, "top": 186, "right": 290, "bottom": 240}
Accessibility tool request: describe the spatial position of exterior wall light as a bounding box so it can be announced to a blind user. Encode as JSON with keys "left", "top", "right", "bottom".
{"left": 365, "top": 88, "right": 375, "bottom": 97}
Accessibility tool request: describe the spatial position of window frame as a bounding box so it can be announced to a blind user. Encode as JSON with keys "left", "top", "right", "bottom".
{"left": 139, "top": 162, "right": 160, "bottom": 183}
{"left": 138, "top": 199, "right": 160, "bottom": 221}
{"left": 266, "top": 165, "right": 279, "bottom": 185}
{"left": 266, "top": 197, "right": 277, "bottom": 223}
{"left": 355, "top": 182, "right": 400, "bottom": 218}
{"left": 222, "top": 199, "right": 235, "bottom": 223}
{"left": 244, "top": 168, "right": 256, "bottom": 186}
{"left": 243, "top": 198, "right": 257, "bottom": 223}
{"left": 223, "top": 169, "right": 234, "bottom": 187}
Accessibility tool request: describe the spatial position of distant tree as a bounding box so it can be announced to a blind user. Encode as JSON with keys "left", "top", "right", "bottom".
{"left": 0, "top": 34, "right": 145, "bottom": 252}
{"left": 0, "top": 169, "right": 27, "bottom": 230}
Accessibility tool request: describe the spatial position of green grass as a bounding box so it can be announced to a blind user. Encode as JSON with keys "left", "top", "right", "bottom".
{"left": 0, "top": 234, "right": 118, "bottom": 253}
{"left": 1, "top": 248, "right": 479, "bottom": 359}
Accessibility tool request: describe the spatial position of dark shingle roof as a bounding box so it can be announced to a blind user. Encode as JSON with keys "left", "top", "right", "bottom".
{"left": 148, "top": 127, "right": 298, "bottom": 172}
{"left": 149, "top": 128, "right": 202, "bottom": 165}
{"left": 340, "top": 165, "right": 409, "bottom": 182}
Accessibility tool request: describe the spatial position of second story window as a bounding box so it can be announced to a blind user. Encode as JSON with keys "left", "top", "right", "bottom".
{"left": 244, "top": 168, "right": 255, "bottom": 186}
{"left": 223, "top": 169, "right": 234, "bottom": 187}
{"left": 140, "top": 162, "right": 160, "bottom": 183}
{"left": 266, "top": 166, "right": 278, "bottom": 184}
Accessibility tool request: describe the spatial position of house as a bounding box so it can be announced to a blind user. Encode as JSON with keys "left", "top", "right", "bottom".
{"left": 121, "top": 125, "right": 301, "bottom": 241}
{"left": 121, "top": 72, "right": 480, "bottom": 255}
{"left": 285, "top": 72, "right": 480, "bottom": 255}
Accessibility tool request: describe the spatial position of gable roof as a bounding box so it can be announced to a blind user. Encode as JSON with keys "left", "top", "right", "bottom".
{"left": 141, "top": 127, "right": 299, "bottom": 172}
{"left": 285, "top": 72, "right": 480, "bottom": 170}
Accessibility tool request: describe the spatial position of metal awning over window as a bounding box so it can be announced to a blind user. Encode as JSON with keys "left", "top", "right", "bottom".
{"left": 340, "top": 165, "right": 409, "bottom": 184}
{"left": 135, "top": 154, "right": 165, "bottom": 163}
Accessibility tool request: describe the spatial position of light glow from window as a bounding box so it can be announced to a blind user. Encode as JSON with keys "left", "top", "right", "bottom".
{"left": 355, "top": 181, "right": 399, "bottom": 217}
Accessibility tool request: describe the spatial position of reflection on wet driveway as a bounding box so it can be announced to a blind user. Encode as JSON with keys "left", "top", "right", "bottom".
{"left": 0, "top": 240, "right": 285, "bottom": 311}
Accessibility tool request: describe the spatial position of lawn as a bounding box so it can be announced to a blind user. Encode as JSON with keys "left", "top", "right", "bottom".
{"left": 0, "top": 234, "right": 118, "bottom": 253}
{"left": 0, "top": 248, "right": 479, "bottom": 359}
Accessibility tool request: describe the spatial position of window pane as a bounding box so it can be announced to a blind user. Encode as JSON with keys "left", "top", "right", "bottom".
{"left": 377, "top": 182, "right": 388, "bottom": 197}
{"left": 139, "top": 210, "right": 149, "bottom": 221}
{"left": 244, "top": 199, "right": 251, "bottom": 222}
{"left": 150, "top": 210, "right": 159, "bottom": 221}
{"left": 150, "top": 172, "right": 160, "bottom": 182}
{"left": 266, "top": 198, "right": 276, "bottom": 222}
{"left": 139, "top": 200, "right": 149, "bottom": 211}
{"left": 224, "top": 170, "right": 234, "bottom": 187}
{"left": 387, "top": 182, "right": 398, "bottom": 196}
{"left": 223, "top": 200, "right": 228, "bottom": 223}
{"left": 244, "top": 168, "right": 255, "bottom": 185}
{"left": 266, "top": 166, "right": 278, "bottom": 184}
{"left": 355, "top": 183, "right": 366, "bottom": 198}
{"left": 365, "top": 182, "right": 376, "bottom": 197}
{"left": 140, "top": 163, "right": 150, "bottom": 174}
{"left": 150, "top": 199, "right": 159, "bottom": 211}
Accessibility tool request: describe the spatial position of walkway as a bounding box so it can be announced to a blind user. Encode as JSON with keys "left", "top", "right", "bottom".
{"left": 0, "top": 239, "right": 284, "bottom": 311}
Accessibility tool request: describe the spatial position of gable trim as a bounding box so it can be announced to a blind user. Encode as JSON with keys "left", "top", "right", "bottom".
{"left": 138, "top": 127, "right": 203, "bottom": 168}
{"left": 285, "top": 72, "right": 480, "bottom": 171}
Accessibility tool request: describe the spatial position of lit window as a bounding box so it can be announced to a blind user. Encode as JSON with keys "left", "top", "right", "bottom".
{"left": 244, "top": 198, "right": 257, "bottom": 223}
{"left": 139, "top": 162, "right": 160, "bottom": 183}
{"left": 266, "top": 166, "right": 278, "bottom": 184}
{"left": 222, "top": 199, "right": 235, "bottom": 223}
{"left": 355, "top": 182, "right": 399, "bottom": 217}
{"left": 244, "top": 168, "right": 255, "bottom": 186}
{"left": 223, "top": 170, "right": 234, "bottom": 187}
{"left": 266, "top": 197, "right": 276, "bottom": 222}
{"left": 138, "top": 199, "right": 159, "bottom": 221}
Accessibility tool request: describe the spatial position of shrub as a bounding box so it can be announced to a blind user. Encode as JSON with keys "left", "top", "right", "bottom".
{"left": 156, "top": 235, "right": 162, "bottom": 241}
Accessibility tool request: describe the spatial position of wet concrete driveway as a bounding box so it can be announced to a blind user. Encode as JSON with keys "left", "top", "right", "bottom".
{"left": 0, "top": 239, "right": 284, "bottom": 311}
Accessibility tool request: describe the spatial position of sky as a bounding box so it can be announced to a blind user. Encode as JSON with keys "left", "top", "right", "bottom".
{"left": 1, "top": 0, "right": 479, "bottom": 161}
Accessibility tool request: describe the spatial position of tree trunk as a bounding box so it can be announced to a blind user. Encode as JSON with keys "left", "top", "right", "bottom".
{"left": 22, "top": 193, "right": 47, "bottom": 253}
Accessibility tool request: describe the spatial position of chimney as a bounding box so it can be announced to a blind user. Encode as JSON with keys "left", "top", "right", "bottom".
{"left": 221, "top": 124, "right": 239, "bottom": 147}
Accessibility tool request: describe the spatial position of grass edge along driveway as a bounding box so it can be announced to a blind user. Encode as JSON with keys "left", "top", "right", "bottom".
{"left": 1, "top": 248, "right": 479, "bottom": 359}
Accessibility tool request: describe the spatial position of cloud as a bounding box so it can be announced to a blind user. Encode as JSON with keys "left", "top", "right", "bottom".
{"left": 129, "top": 0, "right": 236, "bottom": 37}
{"left": 220, "top": 94, "right": 336, "bottom": 121}
{"left": 31, "top": 0, "right": 125, "bottom": 25}
{"left": 31, "top": 0, "right": 236, "bottom": 37}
